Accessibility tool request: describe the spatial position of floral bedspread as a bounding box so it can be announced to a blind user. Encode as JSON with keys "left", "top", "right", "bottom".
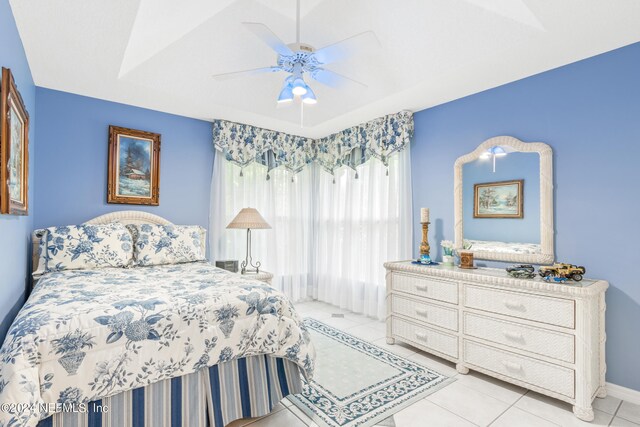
{"left": 0, "top": 262, "right": 315, "bottom": 427}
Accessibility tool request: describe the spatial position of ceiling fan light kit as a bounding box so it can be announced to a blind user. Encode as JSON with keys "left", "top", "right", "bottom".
{"left": 212, "top": 0, "right": 376, "bottom": 113}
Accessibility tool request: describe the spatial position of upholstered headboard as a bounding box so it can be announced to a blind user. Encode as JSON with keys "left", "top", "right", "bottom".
{"left": 32, "top": 211, "right": 207, "bottom": 276}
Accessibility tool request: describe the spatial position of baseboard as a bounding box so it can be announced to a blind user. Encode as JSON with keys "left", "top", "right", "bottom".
{"left": 607, "top": 382, "right": 640, "bottom": 405}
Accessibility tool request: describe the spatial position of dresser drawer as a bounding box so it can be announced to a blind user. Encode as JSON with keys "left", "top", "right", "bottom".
{"left": 392, "top": 294, "right": 458, "bottom": 331}
{"left": 464, "top": 285, "right": 575, "bottom": 328}
{"left": 463, "top": 312, "right": 574, "bottom": 363}
{"left": 391, "top": 273, "right": 458, "bottom": 304}
{"left": 463, "top": 340, "right": 574, "bottom": 398}
{"left": 392, "top": 317, "right": 458, "bottom": 358}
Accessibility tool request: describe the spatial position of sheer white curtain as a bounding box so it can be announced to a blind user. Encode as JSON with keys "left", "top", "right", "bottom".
{"left": 210, "top": 144, "right": 412, "bottom": 319}
{"left": 210, "top": 154, "right": 313, "bottom": 302}
{"left": 312, "top": 148, "right": 413, "bottom": 319}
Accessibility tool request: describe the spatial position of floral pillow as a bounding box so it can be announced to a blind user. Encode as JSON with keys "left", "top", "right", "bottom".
{"left": 133, "top": 224, "right": 206, "bottom": 266}
{"left": 35, "top": 223, "right": 134, "bottom": 274}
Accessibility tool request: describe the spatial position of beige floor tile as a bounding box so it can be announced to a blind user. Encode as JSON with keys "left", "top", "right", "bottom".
{"left": 344, "top": 324, "right": 387, "bottom": 342}
{"left": 310, "top": 302, "right": 348, "bottom": 314}
{"left": 299, "top": 310, "right": 333, "bottom": 321}
{"left": 225, "top": 403, "right": 287, "bottom": 427}
{"left": 592, "top": 395, "right": 622, "bottom": 415}
{"left": 490, "top": 406, "right": 559, "bottom": 427}
{"left": 455, "top": 370, "right": 527, "bottom": 405}
{"left": 514, "top": 391, "right": 613, "bottom": 426}
{"left": 393, "top": 398, "right": 476, "bottom": 427}
{"left": 618, "top": 401, "right": 640, "bottom": 424}
{"left": 427, "top": 381, "right": 510, "bottom": 426}
{"left": 248, "top": 407, "right": 309, "bottom": 426}
{"left": 406, "top": 349, "right": 458, "bottom": 378}
{"left": 610, "top": 416, "right": 640, "bottom": 426}
{"left": 286, "top": 403, "right": 320, "bottom": 426}
{"left": 317, "top": 315, "right": 361, "bottom": 330}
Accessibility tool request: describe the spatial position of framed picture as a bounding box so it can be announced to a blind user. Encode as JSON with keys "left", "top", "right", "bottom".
{"left": 107, "top": 125, "right": 160, "bottom": 205}
{"left": 474, "top": 179, "right": 523, "bottom": 218}
{"left": 0, "top": 67, "right": 30, "bottom": 215}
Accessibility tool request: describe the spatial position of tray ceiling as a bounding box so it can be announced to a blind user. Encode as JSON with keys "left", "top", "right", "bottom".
{"left": 10, "top": 0, "right": 640, "bottom": 138}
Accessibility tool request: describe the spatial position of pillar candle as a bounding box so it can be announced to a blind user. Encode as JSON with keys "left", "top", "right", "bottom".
{"left": 420, "top": 208, "right": 430, "bottom": 223}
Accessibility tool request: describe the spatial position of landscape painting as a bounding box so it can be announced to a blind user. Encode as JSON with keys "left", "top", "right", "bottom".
{"left": 1, "top": 67, "right": 30, "bottom": 215}
{"left": 107, "top": 126, "right": 160, "bottom": 205}
{"left": 474, "top": 179, "right": 523, "bottom": 218}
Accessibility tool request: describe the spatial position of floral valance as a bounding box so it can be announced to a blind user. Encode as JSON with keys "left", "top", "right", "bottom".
{"left": 213, "top": 111, "right": 413, "bottom": 175}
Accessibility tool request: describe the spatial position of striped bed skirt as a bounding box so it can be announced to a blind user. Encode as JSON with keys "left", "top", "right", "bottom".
{"left": 37, "top": 355, "right": 302, "bottom": 427}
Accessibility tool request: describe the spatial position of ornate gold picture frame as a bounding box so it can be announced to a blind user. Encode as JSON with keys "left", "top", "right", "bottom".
{"left": 473, "top": 179, "right": 524, "bottom": 219}
{"left": 0, "top": 67, "right": 30, "bottom": 215}
{"left": 107, "top": 125, "right": 161, "bottom": 206}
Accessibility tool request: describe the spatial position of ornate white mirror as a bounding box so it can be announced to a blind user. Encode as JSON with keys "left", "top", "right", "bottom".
{"left": 454, "top": 136, "right": 554, "bottom": 264}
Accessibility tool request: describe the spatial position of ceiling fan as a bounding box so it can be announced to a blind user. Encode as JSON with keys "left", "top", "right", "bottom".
{"left": 212, "top": 0, "right": 379, "bottom": 106}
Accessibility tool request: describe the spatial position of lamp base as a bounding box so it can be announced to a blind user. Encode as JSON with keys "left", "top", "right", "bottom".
{"left": 241, "top": 228, "right": 262, "bottom": 275}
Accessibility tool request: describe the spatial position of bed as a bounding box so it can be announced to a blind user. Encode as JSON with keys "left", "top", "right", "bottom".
{"left": 0, "top": 211, "right": 315, "bottom": 427}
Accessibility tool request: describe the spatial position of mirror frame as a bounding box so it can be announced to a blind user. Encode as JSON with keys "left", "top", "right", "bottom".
{"left": 454, "top": 135, "right": 554, "bottom": 264}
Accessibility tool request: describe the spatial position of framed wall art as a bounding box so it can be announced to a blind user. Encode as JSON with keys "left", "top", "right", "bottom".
{"left": 1, "top": 67, "right": 30, "bottom": 215}
{"left": 107, "top": 125, "right": 160, "bottom": 205}
{"left": 474, "top": 179, "right": 523, "bottom": 218}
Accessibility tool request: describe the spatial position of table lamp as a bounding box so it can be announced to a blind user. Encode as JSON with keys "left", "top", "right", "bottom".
{"left": 226, "top": 208, "right": 271, "bottom": 274}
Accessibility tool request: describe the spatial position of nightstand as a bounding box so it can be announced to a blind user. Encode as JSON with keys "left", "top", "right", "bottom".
{"left": 241, "top": 271, "right": 273, "bottom": 285}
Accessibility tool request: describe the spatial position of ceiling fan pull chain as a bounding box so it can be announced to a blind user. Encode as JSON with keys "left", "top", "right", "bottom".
{"left": 296, "top": 0, "right": 301, "bottom": 44}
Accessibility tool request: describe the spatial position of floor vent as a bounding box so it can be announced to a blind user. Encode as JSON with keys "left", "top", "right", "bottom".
{"left": 331, "top": 313, "right": 345, "bottom": 318}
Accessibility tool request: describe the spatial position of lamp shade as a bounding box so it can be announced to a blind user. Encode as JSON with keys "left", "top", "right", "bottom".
{"left": 277, "top": 82, "right": 294, "bottom": 103}
{"left": 226, "top": 208, "right": 271, "bottom": 229}
{"left": 302, "top": 85, "right": 317, "bottom": 104}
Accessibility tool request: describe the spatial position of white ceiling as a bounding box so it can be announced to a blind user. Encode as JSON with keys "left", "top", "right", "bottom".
{"left": 10, "top": 0, "right": 640, "bottom": 138}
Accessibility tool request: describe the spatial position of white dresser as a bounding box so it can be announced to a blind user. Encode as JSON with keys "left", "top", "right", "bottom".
{"left": 384, "top": 261, "right": 608, "bottom": 421}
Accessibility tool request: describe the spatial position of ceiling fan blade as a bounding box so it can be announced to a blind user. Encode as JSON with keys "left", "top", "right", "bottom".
{"left": 242, "top": 22, "right": 294, "bottom": 57}
{"left": 212, "top": 66, "right": 282, "bottom": 81}
{"left": 312, "top": 31, "right": 380, "bottom": 64}
{"left": 311, "top": 68, "right": 367, "bottom": 89}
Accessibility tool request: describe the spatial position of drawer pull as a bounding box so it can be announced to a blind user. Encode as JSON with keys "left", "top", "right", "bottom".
{"left": 416, "top": 285, "right": 429, "bottom": 292}
{"left": 415, "top": 331, "right": 428, "bottom": 341}
{"left": 503, "top": 330, "right": 524, "bottom": 341}
{"left": 501, "top": 360, "right": 523, "bottom": 372}
{"left": 503, "top": 300, "right": 524, "bottom": 310}
{"left": 415, "top": 308, "right": 429, "bottom": 317}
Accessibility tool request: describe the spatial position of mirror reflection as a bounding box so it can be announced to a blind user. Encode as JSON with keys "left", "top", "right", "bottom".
{"left": 462, "top": 150, "right": 541, "bottom": 255}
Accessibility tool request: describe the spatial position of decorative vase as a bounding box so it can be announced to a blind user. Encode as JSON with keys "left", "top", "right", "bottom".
{"left": 442, "top": 255, "right": 455, "bottom": 266}
{"left": 58, "top": 351, "right": 86, "bottom": 375}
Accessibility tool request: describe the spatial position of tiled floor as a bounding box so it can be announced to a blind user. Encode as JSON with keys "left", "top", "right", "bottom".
{"left": 228, "top": 301, "right": 640, "bottom": 427}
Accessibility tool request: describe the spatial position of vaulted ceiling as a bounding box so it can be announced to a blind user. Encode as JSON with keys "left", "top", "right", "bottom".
{"left": 10, "top": 0, "right": 640, "bottom": 138}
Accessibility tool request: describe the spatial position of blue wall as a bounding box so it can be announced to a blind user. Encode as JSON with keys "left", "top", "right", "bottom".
{"left": 412, "top": 42, "right": 640, "bottom": 390}
{"left": 0, "top": 0, "right": 36, "bottom": 343}
{"left": 463, "top": 152, "right": 540, "bottom": 243}
{"left": 34, "top": 88, "right": 214, "bottom": 234}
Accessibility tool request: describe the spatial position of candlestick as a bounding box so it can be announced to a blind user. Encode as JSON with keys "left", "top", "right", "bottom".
{"left": 420, "top": 222, "right": 431, "bottom": 257}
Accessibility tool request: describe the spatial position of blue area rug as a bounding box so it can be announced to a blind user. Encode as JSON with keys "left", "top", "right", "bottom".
{"left": 288, "top": 318, "right": 454, "bottom": 427}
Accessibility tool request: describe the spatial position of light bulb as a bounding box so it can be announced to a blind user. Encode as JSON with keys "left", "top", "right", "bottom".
{"left": 291, "top": 77, "right": 307, "bottom": 96}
